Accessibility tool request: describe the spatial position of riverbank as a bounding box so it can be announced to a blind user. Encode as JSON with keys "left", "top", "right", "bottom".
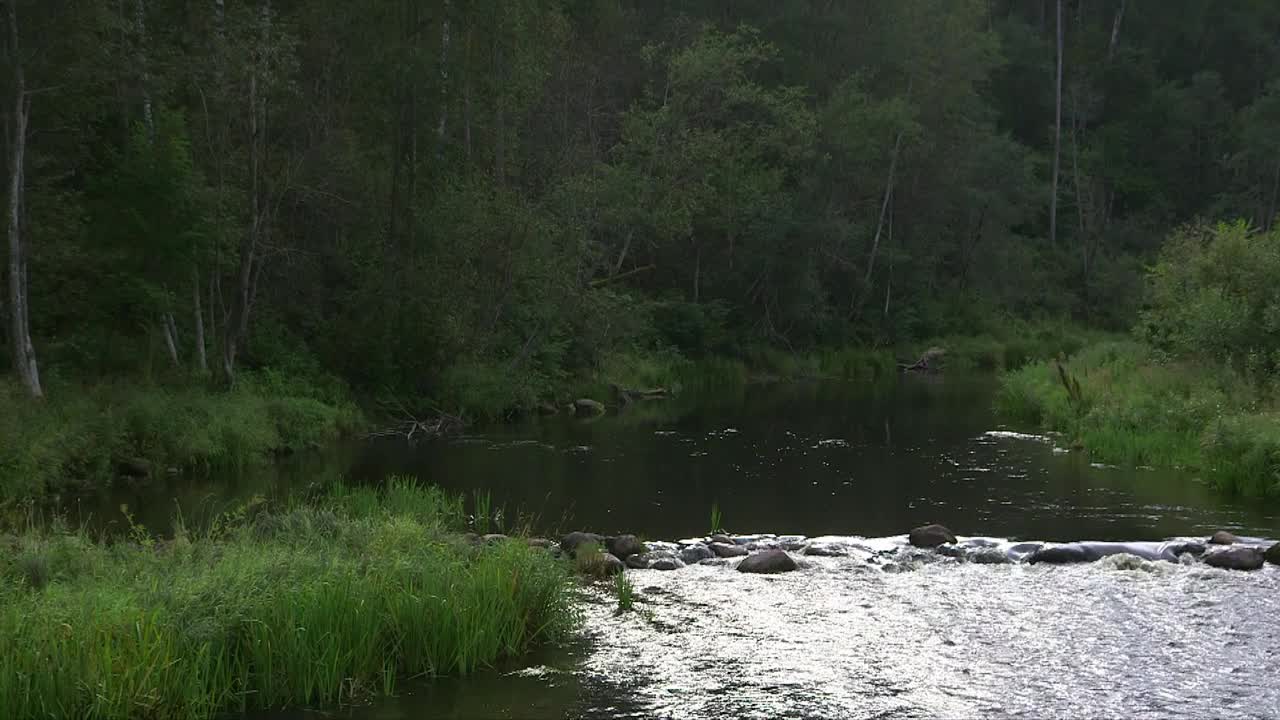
{"left": 997, "top": 340, "right": 1280, "bottom": 497}
{"left": 0, "top": 479, "right": 574, "bottom": 720}
{"left": 0, "top": 376, "right": 362, "bottom": 508}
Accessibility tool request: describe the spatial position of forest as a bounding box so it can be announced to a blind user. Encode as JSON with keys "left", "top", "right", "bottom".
{"left": 5, "top": 0, "right": 1280, "bottom": 498}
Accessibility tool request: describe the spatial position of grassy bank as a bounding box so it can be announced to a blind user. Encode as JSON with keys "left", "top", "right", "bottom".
{"left": 0, "top": 375, "right": 362, "bottom": 506}
{"left": 997, "top": 341, "right": 1280, "bottom": 496}
{"left": 0, "top": 479, "right": 574, "bottom": 719}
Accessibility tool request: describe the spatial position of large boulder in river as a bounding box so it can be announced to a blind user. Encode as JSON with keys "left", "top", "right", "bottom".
{"left": 574, "top": 398, "right": 606, "bottom": 416}
{"left": 737, "top": 549, "right": 799, "bottom": 574}
{"left": 909, "top": 524, "right": 957, "bottom": 548}
{"left": 561, "top": 531, "right": 604, "bottom": 557}
{"left": 1208, "top": 530, "right": 1239, "bottom": 545}
{"left": 1203, "top": 546, "right": 1265, "bottom": 571}
{"left": 1266, "top": 543, "right": 1280, "bottom": 566}
{"left": 606, "top": 534, "right": 646, "bottom": 559}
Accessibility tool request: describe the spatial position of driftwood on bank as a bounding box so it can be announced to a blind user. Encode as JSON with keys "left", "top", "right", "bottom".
{"left": 610, "top": 383, "right": 669, "bottom": 405}
{"left": 366, "top": 399, "right": 465, "bottom": 442}
{"left": 899, "top": 347, "right": 946, "bottom": 373}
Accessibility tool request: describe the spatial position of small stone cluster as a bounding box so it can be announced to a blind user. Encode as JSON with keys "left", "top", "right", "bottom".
{"left": 497, "top": 524, "right": 1280, "bottom": 577}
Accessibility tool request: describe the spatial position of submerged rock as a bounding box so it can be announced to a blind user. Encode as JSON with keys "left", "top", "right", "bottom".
{"left": 1266, "top": 543, "right": 1280, "bottom": 566}
{"left": 909, "top": 524, "right": 957, "bottom": 548}
{"left": 606, "top": 534, "right": 646, "bottom": 559}
{"left": 969, "top": 548, "right": 1011, "bottom": 564}
{"left": 1209, "top": 530, "right": 1239, "bottom": 545}
{"left": 625, "top": 553, "right": 649, "bottom": 569}
{"left": 679, "top": 544, "right": 715, "bottom": 564}
{"left": 1203, "top": 546, "right": 1265, "bottom": 571}
{"left": 1028, "top": 545, "right": 1095, "bottom": 564}
{"left": 711, "top": 542, "right": 748, "bottom": 558}
{"left": 650, "top": 557, "right": 685, "bottom": 571}
{"left": 561, "top": 531, "right": 604, "bottom": 557}
{"left": 737, "top": 549, "right": 798, "bottom": 574}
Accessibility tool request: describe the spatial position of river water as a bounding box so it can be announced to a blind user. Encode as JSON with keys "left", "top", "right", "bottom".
{"left": 100, "top": 374, "right": 1280, "bottom": 719}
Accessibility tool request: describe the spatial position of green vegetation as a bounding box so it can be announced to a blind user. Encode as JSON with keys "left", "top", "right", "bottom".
{"left": 999, "top": 222, "right": 1280, "bottom": 497}
{"left": 0, "top": 377, "right": 360, "bottom": 506}
{"left": 0, "top": 479, "right": 575, "bottom": 719}
{"left": 8, "top": 0, "right": 1280, "bottom": 441}
{"left": 709, "top": 502, "right": 724, "bottom": 536}
{"left": 613, "top": 571, "right": 636, "bottom": 615}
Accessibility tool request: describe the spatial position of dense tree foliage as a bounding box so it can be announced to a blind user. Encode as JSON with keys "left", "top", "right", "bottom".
{"left": 4, "top": 0, "right": 1280, "bottom": 412}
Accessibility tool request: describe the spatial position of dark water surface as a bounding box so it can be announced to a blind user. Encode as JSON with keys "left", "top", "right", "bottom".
{"left": 100, "top": 375, "right": 1280, "bottom": 719}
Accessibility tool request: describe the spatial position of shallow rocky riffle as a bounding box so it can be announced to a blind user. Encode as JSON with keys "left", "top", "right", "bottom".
{"left": 556, "top": 525, "right": 1279, "bottom": 575}
{"left": 572, "top": 534, "right": 1280, "bottom": 720}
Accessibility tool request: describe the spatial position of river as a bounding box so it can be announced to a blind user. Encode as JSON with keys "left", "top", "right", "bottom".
{"left": 99, "top": 374, "right": 1280, "bottom": 719}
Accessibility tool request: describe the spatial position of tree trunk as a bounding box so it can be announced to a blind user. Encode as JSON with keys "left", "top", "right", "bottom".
{"left": 192, "top": 264, "right": 208, "bottom": 372}
{"left": 434, "top": 0, "right": 450, "bottom": 159}
{"left": 494, "top": 42, "right": 505, "bottom": 182}
{"left": 162, "top": 312, "right": 180, "bottom": 367}
{"left": 6, "top": 1, "right": 41, "bottom": 398}
{"left": 852, "top": 128, "right": 903, "bottom": 319}
{"left": 1050, "top": 0, "right": 1063, "bottom": 246}
{"left": 1265, "top": 153, "right": 1280, "bottom": 232}
{"left": 135, "top": 0, "right": 153, "bottom": 137}
{"left": 223, "top": 3, "right": 271, "bottom": 385}
{"left": 1107, "top": 0, "right": 1126, "bottom": 62}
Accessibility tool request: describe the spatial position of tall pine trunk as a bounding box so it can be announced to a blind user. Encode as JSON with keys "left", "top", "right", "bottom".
{"left": 1049, "top": 0, "right": 1063, "bottom": 246}
{"left": 6, "top": 0, "right": 41, "bottom": 398}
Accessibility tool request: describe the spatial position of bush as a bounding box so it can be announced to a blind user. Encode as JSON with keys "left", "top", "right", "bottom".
{"left": 1140, "top": 220, "right": 1280, "bottom": 374}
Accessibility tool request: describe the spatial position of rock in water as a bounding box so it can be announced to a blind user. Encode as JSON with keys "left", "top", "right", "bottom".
{"left": 737, "top": 549, "right": 799, "bottom": 574}
{"left": 908, "top": 524, "right": 957, "bottom": 548}
{"left": 680, "top": 544, "right": 715, "bottom": 564}
{"left": 574, "top": 398, "right": 606, "bottom": 416}
{"left": 650, "top": 557, "right": 685, "bottom": 571}
{"left": 1266, "top": 543, "right": 1280, "bottom": 566}
{"left": 710, "top": 542, "right": 748, "bottom": 558}
{"left": 1208, "top": 530, "right": 1239, "bottom": 545}
{"left": 1203, "top": 546, "right": 1265, "bottom": 571}
{"left": 606, "top": 534, "right": 646, "bottom": 559}
{"left": 625, "top": 553, "right": 649, "bottom": 569}
{"left": 560, "top": 531, "right": 604, "bottom": 557}
{"left": 969, "top": 548, "right": 1011, "bottom": 564}
{"left": 579, "top": 552, "right": 625, "bottom": 577}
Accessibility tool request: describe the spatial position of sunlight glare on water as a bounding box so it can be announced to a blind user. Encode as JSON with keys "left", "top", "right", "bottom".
{"left": 574, "top": 554, "right": 1280, "bottom": 719}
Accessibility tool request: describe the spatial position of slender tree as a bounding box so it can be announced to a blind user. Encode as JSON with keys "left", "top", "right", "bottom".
{"left": 5, "top": 0, "right": 41, "bottom": 398}
{"left": 1049, "top": 0, "right": 1063, "bottom": 246}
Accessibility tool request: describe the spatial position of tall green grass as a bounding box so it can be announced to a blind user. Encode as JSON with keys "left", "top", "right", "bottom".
{"left": 0, "top": 379, "right": 362, "bottom": 505}
{"left": 996, "top": 340, "right": 1279, "bottom": 496}
{"left": 0, "top": 479, "right": 574, "bottom": 719}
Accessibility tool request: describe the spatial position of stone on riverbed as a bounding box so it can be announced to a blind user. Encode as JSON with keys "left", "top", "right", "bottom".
{"left": 1267, "top": 543, "right": 1280, "bottom": 566}
{"left": 711, "top": 542, "right": 748, "bottom": 558}
{"left": 650, "top": 557, "right": 685, "bottom": 571}
{"left": 526, "top": 537, "right": 554, "bottom": 549}
{"left": 737, "top": 549, "right": 799, "bottom": 574}
{"left": 908, "top": 524, "right": 957, "bottom": 548}
{"left": 574, "top": 398, "right": 606, "bottom": 416}
{"left": 1209, "top": 530, "right": 1239, "bottom": 545}
{"left": 680, "top": 544, "right": 716, "bottom": 564}
{"left": 969, "top": 548, "right": 1012, "bottom": 564}
{"left": 1203, "top": 546, "right": 1265, "bottom": 571}
{"left": 561, "top": 531, "right": 604, "bottom": 557}
{"left": 578, "top": 551, "right": 625, "bottom": 577}
{"left": 606, "top": 534, "right": 646, "bottom": 559}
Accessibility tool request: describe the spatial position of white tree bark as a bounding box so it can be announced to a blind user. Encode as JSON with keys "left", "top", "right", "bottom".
{"left": 1107, "top": 0, "right": 1126, "bottom": 63}
{"left": 193, "top": 264, "right": 207, "bottom": 372}
{"left": 1050, "top": 0, "right": 1063, "bottom": 246}
{"left": 6, "top": 0, "right": 41, "bottom": 398}
{"left": 435, "top": 0, "right": 450, "bottom": 158}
